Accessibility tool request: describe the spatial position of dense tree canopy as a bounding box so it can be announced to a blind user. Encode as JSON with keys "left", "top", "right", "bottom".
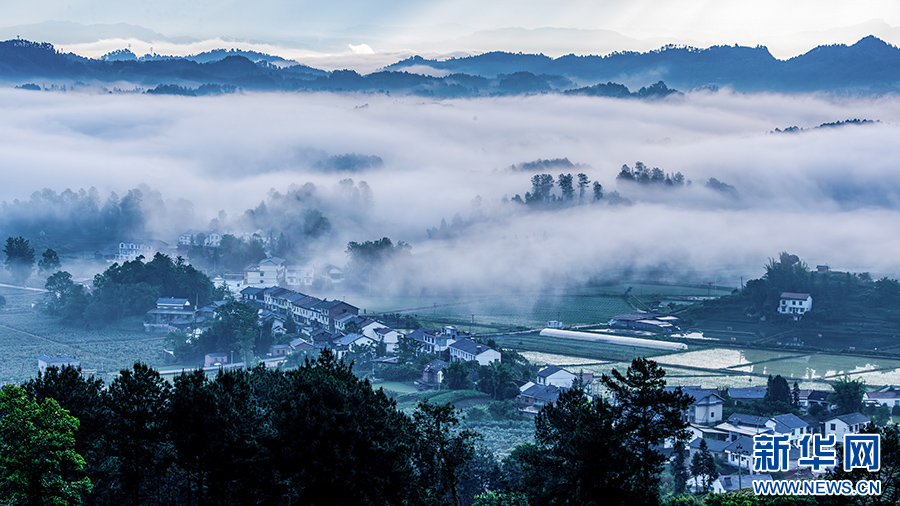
{"left": 503, "top": 357, "right": 690, "bottom": 506}
{"left": 0, "top": 384, "right": 91, "bottom": 506}
{"left": 46, "top": 253, "right": 217, "bottom": 328}
{"left": 828, "top": 376, "right": 866, "bottom": 415}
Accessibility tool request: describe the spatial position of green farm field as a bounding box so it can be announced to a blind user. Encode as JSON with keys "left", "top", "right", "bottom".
{"left": 0, "top": 287, "right": 169, "bottom": 385}
{"left": 353, "top": 291, "right": 636, "bottom": 330}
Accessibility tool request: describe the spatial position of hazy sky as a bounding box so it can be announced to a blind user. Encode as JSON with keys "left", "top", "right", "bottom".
{"left": 2, "top": 1, "right": 900, "bottom": 67}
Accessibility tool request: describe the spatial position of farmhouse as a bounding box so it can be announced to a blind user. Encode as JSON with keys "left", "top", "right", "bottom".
{"left": 710, "top": 475, "right": 773, "bottom": 494}
{"left": 320, "top": 264, "right": 344, "bottom": 284}
{"left": 448, "top": 338, "right": 501, "bottom": 366}
{"left": 798, "top": 389, "right": 830, "bottom": 410}
{"left": 178, "top": 230, "right": 221, "bottom": 248}
{"left": 724, "top": 436, "right": 801, "bottom": 471}
{"left": 421, "top": 359, "right": 448, "bottom": 387}
{"left": 38, "top": 354, "right": 80, "bottom": 374}
{"left": 205, "top": 352, "right": 228, "bottom": 367}
{"left": 245, "top": 257, "right": 286, "bottom": 286}
{"left": 536, "top": 365, "right": 594, "bottom": 395}
{"left": 285, "top": 265, "right": 315, "bottom": 287}
{"left": 778, "top": 292, "right": 812, "bottom": 319}
{"left": 517, "top": 382, "right": 562, "bottom": 415}
{"left": 240, "top": 286, "right": 267, "bottom": 304}
{"left": 863, "top": 387, "right": 900, "bottom": 408}
{"left": 144, "top": 298, "right": 195, "bottom": 333}
{"left": 116, "top": 239, "right": 169, "bottom": 262}
{"left": 331, "top": 333, "right": 377, "bottom": 360}
{"left": 674, "top": 387, "right": 725, "bottom": 426}
{"left": 765, "top": 413, "right": 811, "bottom": 447}
{"left": 823, "top": 413, "right": 871, "bottom": 439}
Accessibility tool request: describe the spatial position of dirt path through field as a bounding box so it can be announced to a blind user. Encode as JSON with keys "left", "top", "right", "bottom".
{"left": 0, "top": 322, "right": 67, "bottom": 346}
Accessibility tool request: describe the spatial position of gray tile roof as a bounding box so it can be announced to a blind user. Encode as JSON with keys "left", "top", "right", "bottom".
{"left": 830, "top": 412, "right": 871, "bottom": 426}
{"left": 332, "top": 333, "right": 367, "bottom": 346}
{"left": 728, "top": 387, "right": 767, "bottom": 400}
{"left": 728, "top": 413, "right": 769, "bottom": 427}
{"left": 520, "top": 383, "right": 561, "bottom": 403}
{"left": 449, "top": 338, "right": 495, "bottom": 356}
{"left": 537, "top": 365, "right": 566, "bottom": 378}
{"left": 770, "top": 413, "right": 809, "bottom": 430}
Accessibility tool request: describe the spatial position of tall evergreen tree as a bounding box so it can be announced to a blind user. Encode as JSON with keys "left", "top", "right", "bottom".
{"left": 670, "top": 439, "right": 689, "bottom": 495}
{"left": 413, "top": 400, "right": 480, "bottom": 506}
{"left": 601, "top": 358, "right": 692, "bottom": 505}
{"left": 690, "top": 438, "right": 718, "bottom": 493}
{"left": 105, "top": 363, "right": 173, "bottom": 506}
{"left": 3, "top": 236, "right": 35, "bottom": 285}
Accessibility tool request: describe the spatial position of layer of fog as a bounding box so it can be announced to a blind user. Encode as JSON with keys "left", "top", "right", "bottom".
{"left": 2, "top": 88, "right": 900, "bottom": 293}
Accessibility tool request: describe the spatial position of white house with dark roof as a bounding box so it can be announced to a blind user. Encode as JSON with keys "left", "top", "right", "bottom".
{"left": 144, "top": 298, "right": 195, "bottom": 333}
{"left": 448, "top": 338, "right": 500, "bottom": 366}
{"left": 798, "top": 389, "right": 831, "bottom": 411}
{"left": 824, "top": 413, "right": 871, "bottom": 439}
{"left": 178, "top": 229, "right": 202, "bottom": 246}
{"left": 285, "top": 265, "right": 315, "bottom": 287}
{"left": 371, "top": 326, "right": 403, "bottom": 352}
{"left": 38, "top": 355, "right": 80, "bottom": 374}
{"left": 411, "top": 326, "right": 458, "bottom": 354}
{"left": 766, "top": 413, "right": 810, "bottom": 447}
{"left": 778, "top": 292, "right": 812, "bottom": 319}
{"left": 259, "top": 257, "right": 286, "bottom": 285}
{"left": 331, "top": 333, "right": 377, "bottom": 360}
{"left": 667, "top": 387, "right": 725, "bottom": 426}
{"left": 709, "top": 474, "right": 773, "bottom": 494}
{"left": 863, "top": 388, "right": 900, "bottom": 408}
{"left": 537, "top": 365, "right": 575, "bottom": 387}
{"left": 116, "top": 239, "right": 168, "bottom": 262}
{"left": 723, "top": 436, "right": 801, "bottom": 471}
{"left": 536, "top": 365, "right": 594, "bottom": 395}
{"left": 517, "top": 383, "right": 562, "bottom": 415}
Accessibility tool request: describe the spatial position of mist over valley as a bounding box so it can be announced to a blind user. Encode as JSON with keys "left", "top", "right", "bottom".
{"left": 2, "top": 86, "right": 900, "bottom": 294}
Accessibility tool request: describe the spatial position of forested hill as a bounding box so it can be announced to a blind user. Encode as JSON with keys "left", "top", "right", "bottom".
{"left": 388, "top": 36, "right": 900, "bottom": 93}
{"left": 685, "top": 253, "right": 900, "bottom": 348}
{"left": 2, "top": 35, "right": 900, "bottom": 95}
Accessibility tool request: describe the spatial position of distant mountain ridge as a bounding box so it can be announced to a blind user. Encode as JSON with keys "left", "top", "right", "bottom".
{"left": 387, "top": 36, "right": 900, "bottom": 93}
{"left": 2, "top": 36, "right": 899, "bottom": 95}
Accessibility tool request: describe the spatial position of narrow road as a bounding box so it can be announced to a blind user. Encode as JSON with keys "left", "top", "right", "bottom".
{"left": 0, "top": 283, "right": 47, "bottom": 293}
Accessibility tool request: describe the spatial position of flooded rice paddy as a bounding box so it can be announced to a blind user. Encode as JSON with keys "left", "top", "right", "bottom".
{"left": 521, "top": 338, "right": 899, "bottom": 391}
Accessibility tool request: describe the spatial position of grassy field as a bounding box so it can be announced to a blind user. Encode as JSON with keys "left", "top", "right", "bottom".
{"left": 493, "top": 333, "right": 675, "bottom": 362}
{"left": 0, "top": 287, "right": 170, "bottom": 385}
{"left": 372, "top": 381, "right": 418, "bottom": 395}
{"left": 354, "top": 291, "right": 636, "bottom": 329}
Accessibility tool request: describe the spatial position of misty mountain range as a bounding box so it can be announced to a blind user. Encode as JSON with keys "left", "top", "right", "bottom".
{"left": 2, "top": 36, "right": 900, "bottom": 95}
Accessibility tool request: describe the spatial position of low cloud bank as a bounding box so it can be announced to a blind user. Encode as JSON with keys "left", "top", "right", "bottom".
{"left": 1, "top": 89, "right": 899, "bottom": 292}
